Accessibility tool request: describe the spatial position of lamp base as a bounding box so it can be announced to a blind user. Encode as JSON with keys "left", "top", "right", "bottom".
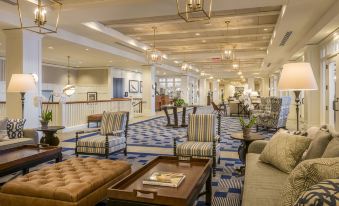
{"left": 294, "top": 90, "right": 301, "bottom": 131}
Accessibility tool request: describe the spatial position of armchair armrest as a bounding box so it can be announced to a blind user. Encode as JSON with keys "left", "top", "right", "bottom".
{"left": 23, "top": 129, "right": 39, "bottom": 144}
{"left": 76, "top": 129, "right": 100, "bottom": 135}
{"left": 248, "top": 140, "right": 268, "bottom": 154}
{"left": 214, "top": 135, "right": 220, "bottom": 142}
{"left": 106, "top": 130, "right": 124, "bottom": 136}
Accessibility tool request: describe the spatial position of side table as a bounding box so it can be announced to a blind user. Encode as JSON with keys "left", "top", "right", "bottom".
{"left": 230, "top": 132, "right": 265, "bottom": 163}
{"left": 37, "top": 126, "right": 65, "bottom": 146}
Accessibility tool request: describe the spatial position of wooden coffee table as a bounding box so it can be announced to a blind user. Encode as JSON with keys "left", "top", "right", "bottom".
{"left": 107, "top": 156, "right": 212, "bottom": 206}
{"left": 0, "top": 145, "right": 62, "bottom": 177}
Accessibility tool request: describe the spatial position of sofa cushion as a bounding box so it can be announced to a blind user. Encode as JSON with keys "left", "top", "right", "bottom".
{"left": 281, "top": 158, "right": 339, "bottom": 206}
{"left": 259, "top": 132, "right": 311, "bottom": 173}
{"left": 294, "top": 179, "right": 339, "bottom": 206}
{"left": 0, "top": 138, "right": 34, "bottom": 150}
{"left": 6, "top": 119, "right": 26, "bottom": 139}
{"left": 0, "top": 118, "right": 8, "bottom": 130}
{"left": 242, "top": 153, "right": 288, "bottom": 206}
{"left": 303, "top": 130, "right": 332, "bottom": 160}
{"left": 322, "top": 137, "right": 339, "bottom": 158}
{"left": 1, "top": 158, "right": 131, "bottom": 202}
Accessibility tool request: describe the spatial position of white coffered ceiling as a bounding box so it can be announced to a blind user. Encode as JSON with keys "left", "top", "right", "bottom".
{"left": 0, "top": 0, "right": 338, "bottom": 79}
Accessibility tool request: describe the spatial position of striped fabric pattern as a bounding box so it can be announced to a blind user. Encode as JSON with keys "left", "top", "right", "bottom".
{"left": 100, "top": 112, "right": 127, "bottom": 136}
{"left": 176, "top": 141, "right": 220, "bottom": 157}
{"left": 77, "top": 135, "right": 125, "bottom": 147}
{"left": 77, "top": 143, "right": 125, "bottom": 154}
{"left": 187, "top": 114, "right": 216, "bottom": 142}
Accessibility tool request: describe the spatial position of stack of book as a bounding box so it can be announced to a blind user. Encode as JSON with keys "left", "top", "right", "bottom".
{"left": 143, "top": 171, "right": 186, "bottom": 188}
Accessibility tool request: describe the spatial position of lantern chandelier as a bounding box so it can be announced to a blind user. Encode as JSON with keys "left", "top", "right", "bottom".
{"left": 63, "top": 56, "right": 76, "bottom": 97}
{"left": 176, "top": 0, "right": 213, "bottom": 22}
{"left": 6, "top": 0, "right": 62, "bottom": 34}
{"left": 146, "top": 27, "right": 163, "bottom": 64}
{"left": 181, "top": 62, "right": 199, "bottom": 73}
{"left": 221, "top": 21, "right": 236, "bottom": 61}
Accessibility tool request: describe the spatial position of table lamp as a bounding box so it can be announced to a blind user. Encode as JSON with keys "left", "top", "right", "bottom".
{"left": 7, "top": 74, "right": 37, "bottom": 119}
{"left": 278, "top": 63, "right": 318, "bottom": 131}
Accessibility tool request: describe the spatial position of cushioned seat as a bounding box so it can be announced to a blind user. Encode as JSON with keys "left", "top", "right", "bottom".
{"left": 242, "top": 153, "right": 288, "bottom": 206}
{"left": 176, "top": 141, "right": 221, "bottom": 157}
{"left": 0, "top": 158, "right": 131, "bottom": 206}
{"left": 77, "top": 135, "right": 125, "bottom": 147}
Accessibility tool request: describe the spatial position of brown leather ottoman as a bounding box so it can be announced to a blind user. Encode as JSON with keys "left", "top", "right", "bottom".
{"left": 87, "top": 114, "right": 103, "bottom": 128}
{"left": 0, "top": 157, "right": 131, "bottom": 206}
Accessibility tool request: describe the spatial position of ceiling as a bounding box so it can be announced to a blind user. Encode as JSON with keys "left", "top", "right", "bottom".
{"left": 0, "top": 0, "right": 339, "bottom": 80}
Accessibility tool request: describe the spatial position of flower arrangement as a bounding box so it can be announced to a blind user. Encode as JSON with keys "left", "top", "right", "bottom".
{"left": 239, "top": 116, "right": 256, "bottom": 138}
{"left": 40, "top": 94, "right": 53, "bottom": 127}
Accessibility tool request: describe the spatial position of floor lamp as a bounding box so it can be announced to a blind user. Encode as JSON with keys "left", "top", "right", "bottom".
{"left": 278, "top": 63, "right": 318, "bottom": 131}
{"left": 7, "top": 74, "right": 37, "bottom": 119}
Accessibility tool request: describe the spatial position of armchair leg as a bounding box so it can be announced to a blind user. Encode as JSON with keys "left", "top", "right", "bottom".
{"left": 218, "top": 157, "right": 221, "bottom": 164}
{"left": 124, "top": 144, "right": 127, "bottom": 156}
{"left": 173, "top": 138, "right": 177, "bottom": 156}
{"left": 213, "top": 156, "right": 216, "bottom": 177}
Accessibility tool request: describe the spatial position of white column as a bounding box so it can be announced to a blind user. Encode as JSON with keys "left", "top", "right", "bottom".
{"left": 247, "top": 78, "right": 255, "bottom": 92}
{"left": 142, "top": 65, "right": 156, "bottom": 116}
{"left": 5, "top": 30, "right": 42, "bottom": 128}
{"left": 261, "top": 77, "right": 270, "bottom": 97}
{"left": 107, "top": 68, "right": 113, "bottom": 98}
{"left": 303, "top": 45, "right": 321, "bottom": 127}
{"left": 181, "top": 75, "right": 189, "bottom": 103}
{"left": 212, "top": 80, "right": 219, "bottom": 104}
{"left": 199, "top": 78, "right": 207, "bottom": 106}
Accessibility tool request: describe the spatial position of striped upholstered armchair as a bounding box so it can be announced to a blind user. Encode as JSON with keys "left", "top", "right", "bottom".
{"left": 75, "top": 111, "right": 129, "bottom": 158}
{"left": 174, "top": 114, "right": 221, "bottom": 176}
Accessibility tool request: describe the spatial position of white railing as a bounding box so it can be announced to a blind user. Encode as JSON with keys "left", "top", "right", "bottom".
{"left": 0, "top": 102, "right": 5, "bottom": 118}
{"left": 0, "top": 99, "right": 133, "bottom": 129}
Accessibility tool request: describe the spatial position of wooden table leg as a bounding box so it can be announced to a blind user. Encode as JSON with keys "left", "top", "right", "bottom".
{"left": 181, "top": 107, "right": 187, "bottom": 127}
{"left": 56, "top": 152, "right": 63, "bottom": 163}
{"left": 193, "top": 106, "right": 197, "bottom": 114}
{"left": 164, "top": 107, "right": 172, "bottom": 126}
{"left": 205, "top": 169, "right": 212, "bottom": 205}
{"left": 22, "top": 168, "right": 29, "bottom": 175}
{"left": 173, "top": 107, "right": 179, "bottom": 128}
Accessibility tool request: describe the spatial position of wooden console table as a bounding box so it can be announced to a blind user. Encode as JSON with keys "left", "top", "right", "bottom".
{"left": 161, "top": 105, "right": 200, "bottom": 128}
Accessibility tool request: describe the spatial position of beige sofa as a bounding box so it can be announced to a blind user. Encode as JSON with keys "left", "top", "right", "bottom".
{"left": 242, "top": 140, "right": 288, "bottom": 206}
{"left": 0, "top": 118, "right": 39, "bottom": 150}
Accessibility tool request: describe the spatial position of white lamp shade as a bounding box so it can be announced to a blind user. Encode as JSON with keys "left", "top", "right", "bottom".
{"left": 7, "top": 74, "right": 36, "bottom": 93}
{"left": 278, "top": 63, "right": 318, "bottom": 91}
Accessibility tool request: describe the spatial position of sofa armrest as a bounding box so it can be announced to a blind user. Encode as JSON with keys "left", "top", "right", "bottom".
{"left": 23, "top": 129, "right": 39, "bottom": 144}
{"left": 248, "top": 140, "right": 268, "bottom": 154}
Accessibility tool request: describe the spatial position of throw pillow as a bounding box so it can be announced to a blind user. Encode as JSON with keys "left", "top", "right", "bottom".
{"left": 322, "top": 137, "right": 339, "bottom": 158}
{"left": 6, "top": 119, "right": 26, "bottom": 139}
{"left": 281, "top": 157, "right": 339, "bottom": 206}
{"left": 259, "top": 132, "right": 311, "bottom": 173}
{"left": 294, "top": 179, "right": 339, "bottom": 206}
{"left": 303, "top": 130, "right": 332, "bottom": 160}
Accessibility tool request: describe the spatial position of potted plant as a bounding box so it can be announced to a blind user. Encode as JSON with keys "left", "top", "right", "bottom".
{"left": 174, "top": 98, "right": 185, "bottom": 107}
{"left": 40, "top": 94, "right": 53, "bottom": 128}
{"left": 239, "top": 116, "right": 256, "bottom": 138}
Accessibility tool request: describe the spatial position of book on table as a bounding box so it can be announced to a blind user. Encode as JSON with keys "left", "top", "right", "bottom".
{"left": 142, "top": 171, "right": 186, "bottom": 187}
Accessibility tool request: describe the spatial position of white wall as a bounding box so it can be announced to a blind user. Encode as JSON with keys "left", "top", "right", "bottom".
{"left": 110, "top": 68, "right": 142, "bottom": 98}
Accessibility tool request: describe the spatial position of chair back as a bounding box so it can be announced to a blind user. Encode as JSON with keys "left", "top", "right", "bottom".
{"left": 100, "top": 111, "right": 128, "bottom": 135}
{"left": 211, "top": 102, "right": 219, "bottom": 111}
{"left": 187, "top": 114, "right": 216, "bottom": 142}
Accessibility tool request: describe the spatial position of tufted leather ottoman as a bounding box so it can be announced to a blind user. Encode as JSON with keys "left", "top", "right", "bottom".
{"left": 0, "top": 157, "right": 131, "bottom": 206}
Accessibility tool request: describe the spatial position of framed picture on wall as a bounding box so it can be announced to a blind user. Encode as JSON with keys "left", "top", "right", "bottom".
{"left": 87, "top": 92, "right": 97, "bottom": 101}
{"left": 129, "top": 80, "right": 139, "bottom": 93}
{"left": 140, "top": 81, "right": 143, "bottom": 93}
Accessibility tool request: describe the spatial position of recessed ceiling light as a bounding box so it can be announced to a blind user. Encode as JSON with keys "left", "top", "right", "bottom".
{"left": 163, "top": 72, "right": 166, "bottom": 75}
{"left": 202, "top": 40, "right": 206, "bottom": 43}
{"left": 79, "top": 61, "right": 83, "bottom": 64}
{"left": 174, "top": 60, "right": 180, "bottom": 64}
{"left": 237, "top": 71, "right": 242, "bottom": 75}
{"left": 195, "top": 33, "right": 200, "bottom": 36}
{"left": 109, "top": 60, "right": 113, "bottom": 63}
{"left": 264, "top": 28, "right": 269, "bottom": 31}
{"left": 48, "top": 46, "right": 54, "bottom": 50}
{"left": 85, "top": 48, "right": 89, "bottom": 51}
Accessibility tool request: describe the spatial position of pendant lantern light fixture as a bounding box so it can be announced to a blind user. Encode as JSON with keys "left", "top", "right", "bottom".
{"left": 176, "top": 0, "right": 213, "bottom": 22}
{"left": 146, "top": 27, "right": 163, "bottom": 65}
{"left": 63, "top": 56, "right": 76, "bottom": 96}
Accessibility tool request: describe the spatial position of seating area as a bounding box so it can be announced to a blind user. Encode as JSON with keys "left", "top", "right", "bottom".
{"left": 0, "top": 1, "right": 339, "bottom": 206}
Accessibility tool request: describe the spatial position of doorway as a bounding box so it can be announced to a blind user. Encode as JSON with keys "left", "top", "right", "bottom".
{"left": 113, "top": 78, "right": 124, "bottom": 98}
{"left": 325, "top": 61, "right": 337, "bottom": 127}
